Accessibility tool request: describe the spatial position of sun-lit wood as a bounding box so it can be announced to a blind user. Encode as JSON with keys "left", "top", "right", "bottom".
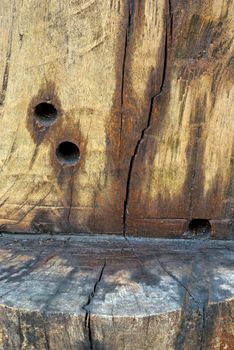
{"left": 0, "top": 235, "right": 234, "bottom": 349}
{"left": 0, "top": 0, "right": 233, "bottom": 237}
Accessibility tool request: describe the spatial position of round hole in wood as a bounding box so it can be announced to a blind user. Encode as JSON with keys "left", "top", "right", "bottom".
{"left": 189, "top": 219, "right": 211, "bottom": 236}
{"left": 56, "top": 141, "right": 80, "bottom": 166}
{"left": 34, "top": 102, "right": 58, "bottom": 125}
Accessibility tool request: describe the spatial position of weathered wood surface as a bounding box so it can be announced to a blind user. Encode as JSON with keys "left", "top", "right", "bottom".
{"left": 0, "top": 0, "right": 233, "bottom": 237}
{"left": 0, "top": 234, "right": 233, "bottom": 349}
{"left": 125, "top": 0, "right": 234, "bottom": 238}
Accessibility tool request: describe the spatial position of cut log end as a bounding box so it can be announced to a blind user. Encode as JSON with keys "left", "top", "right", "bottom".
{"left": 0, "top": 234, "right": 233, "bottom": 350}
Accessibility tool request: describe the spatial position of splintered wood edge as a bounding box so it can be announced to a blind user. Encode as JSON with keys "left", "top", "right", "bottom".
{"left": 0, "top": 235, "right": 233, "bottom": 349}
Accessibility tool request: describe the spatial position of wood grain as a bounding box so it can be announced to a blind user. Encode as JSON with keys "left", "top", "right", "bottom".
{"left": 0, "top": 0, "right": 128, "bottom": 234}
{"left": 126, "top": 0, "right": 234, "bottom": 238}
{"left": 0, "top": 234, "right": 234, "bottom": 349}
{"left": 0, "top": 0, "right": 233, "bottom": 237}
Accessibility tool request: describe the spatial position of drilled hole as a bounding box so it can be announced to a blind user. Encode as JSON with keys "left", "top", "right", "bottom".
{"left": 56, "top": 141, "right": 80, "bottom": 166}
{"left": 34, "top": 102, "right": 58, "bottom": 125}
{"left": 189, "top": 219, "right": 211, "bottom": 237}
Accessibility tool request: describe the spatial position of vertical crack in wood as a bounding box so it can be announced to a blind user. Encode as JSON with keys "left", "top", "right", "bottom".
{"left": 0, "top": 0, "right": 16, "bottom": 106}
{"left": 123, "top": 235, "right": 145, "bottom": 269}
{"left": 119, "top": 0, "right": 133, "bottom": 156}
{"left": 174, "top": 254, "right": 210, "bottom": 350}
{"left": 199, "top": 304, "right": 207, "bottom": 350}
{"left": 123, "top": 0, "right": 172, "bottom": 236}
{"left": 42, "top": 321, "right": 51, "bottom": 350}
{"left": 198, "top": 269, "right": 209, "bottom": 350}
{"left": 82, "top": 261, "right": 106, "bottom": 349}
{"left": 124, "top": 236, "right": 200, "bottom": 307}
{"left": 17, "top": 311, "right": 24, "bottom": 350}
{"left": 155, "top": 257, "right": 200, "bottom": 308}
{"left": 169, "top": 0, "right": 173, "bottom": 37}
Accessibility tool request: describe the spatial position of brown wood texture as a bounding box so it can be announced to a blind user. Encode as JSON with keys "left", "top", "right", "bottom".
{"left": 0, "top": 0, "right": 233, "bottom": 237}
{"left": 0, "top": 234, "right": 234, "bottom": 350}
{"left": 124, "top": 0, "right": 234, "bottom": 237}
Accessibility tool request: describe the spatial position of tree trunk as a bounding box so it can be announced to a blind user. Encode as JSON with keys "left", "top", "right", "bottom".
{"left": 0, "top": 234, "right": 234, "bottom": 350}
{"left": 0, "top": 0, "right": 233, "bottom": 237}
{"left": 0, "top": 1, "right": 233, "bottom": 349}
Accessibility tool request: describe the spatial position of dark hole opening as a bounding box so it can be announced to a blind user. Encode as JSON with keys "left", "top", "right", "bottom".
{"left": 56, "top": 141, "right": 80, "bottom": 166}
{"left": 189, "top": 219, "right": 211, "bottom": 236}
{"left": 34, "top": 102, "right": 58, "bottom": 125}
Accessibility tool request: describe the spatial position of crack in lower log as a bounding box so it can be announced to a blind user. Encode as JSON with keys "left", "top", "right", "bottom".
{"left": 125, "top": 237, "right": 211, "bottom": 349}
{"left": 43, "top": 321, "right": 51, "bottom": 350}
{"left": 155, "top": 257, "right": 200, "bottom": 308}
{"left": 82, "top": 261, "right": 106, "bottom": 350}
{"left": 123, "top": 235, "right": 145, "bottom": 268}
{"left": 199, "top": 281, "right": 209, "bottom": 350}
{"left": 17, "top": 311, "right": 24, "bottom": 350}
{"left": 124, "top": 236, "right": 201, "bottom": 309}
{"left": 123, "top": 0, "right": 172, "bottom": 235}
{"left": 174, "top": 255, "right": 209, "bottom": 349}
{"left": 199, "top": 304, "right": 206, "bottom": 350}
